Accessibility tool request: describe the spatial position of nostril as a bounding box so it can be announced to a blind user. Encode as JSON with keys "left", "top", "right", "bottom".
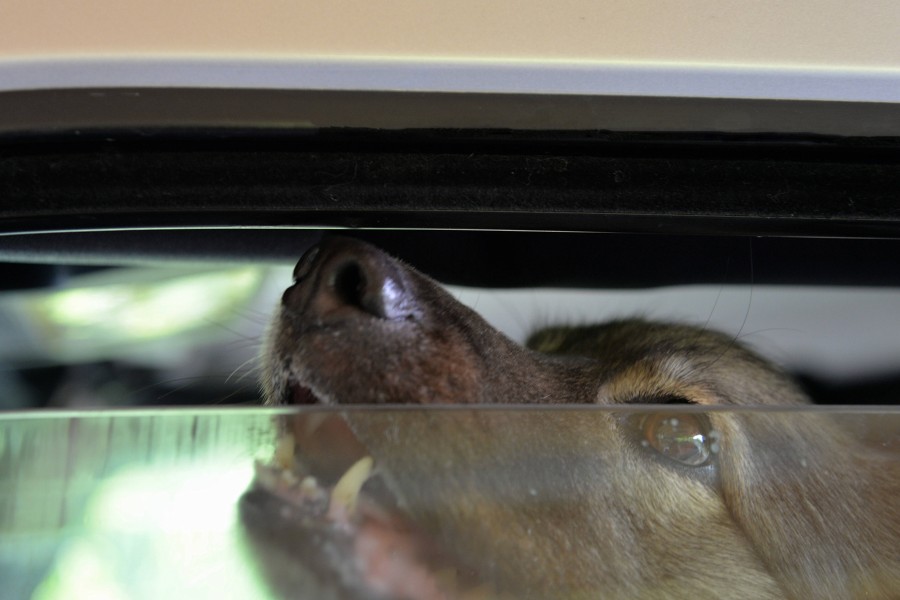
{"left": 331, "top": 260, "right": 387, "bottom": 319}
{"left": 332, "top": 260, "right": 365, "bottom": 305}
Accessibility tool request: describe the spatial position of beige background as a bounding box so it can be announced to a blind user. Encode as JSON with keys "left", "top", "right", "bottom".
{"left": 3, "top": 0, "right": 899, "bottom": 68}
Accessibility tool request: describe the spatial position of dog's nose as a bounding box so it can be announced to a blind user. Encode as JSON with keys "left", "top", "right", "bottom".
{"left": 282, "top": 237, "right": 413, "bottom": 321}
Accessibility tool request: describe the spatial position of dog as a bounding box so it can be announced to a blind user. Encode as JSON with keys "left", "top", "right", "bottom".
{"left": 241, "top": 237, "right": 899, "bottom": 599}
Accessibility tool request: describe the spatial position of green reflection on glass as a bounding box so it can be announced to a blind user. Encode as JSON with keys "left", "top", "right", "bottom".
{"left": 37, "top": 268, "right": 261, "bottom": 341}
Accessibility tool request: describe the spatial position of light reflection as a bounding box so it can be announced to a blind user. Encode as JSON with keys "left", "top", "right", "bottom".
{"left": 37, "top": 268, "right": 261, "bottom": 341}
{"left": 32, "top": 459, "right": 268, "bottom": 600}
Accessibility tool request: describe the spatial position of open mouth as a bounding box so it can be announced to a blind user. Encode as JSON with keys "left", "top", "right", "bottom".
{"left": 250, "top": 433, "right": 372, "bottom": 525}
{"left": 243, "top": 424, "right": 481, "bottom": 600}
{"left": 287, "top": 381, "right": 321, "bottom": 405}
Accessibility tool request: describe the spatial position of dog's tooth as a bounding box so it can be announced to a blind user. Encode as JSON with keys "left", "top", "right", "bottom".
{"left": 274, "top": 433, "right": 295, "bottom": 471}
{"left": 329, "top": 456, "right": 374, "bottom": 518}
{"left": 279, "top": 469, "right": 299, "bottom": 486}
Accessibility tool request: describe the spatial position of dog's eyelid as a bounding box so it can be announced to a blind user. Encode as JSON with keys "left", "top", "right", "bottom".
{"left": 662, "top": 396, "right": 695, "bottom": 405}
{"left": 629, "top": 395, "right": 696, "bottom": 406}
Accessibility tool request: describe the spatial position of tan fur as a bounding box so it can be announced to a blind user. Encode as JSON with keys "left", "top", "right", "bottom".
{"left": 253, "top": 237, "right": 899, "bottom": 600}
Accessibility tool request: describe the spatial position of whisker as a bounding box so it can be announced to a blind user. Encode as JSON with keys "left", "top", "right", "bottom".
{"left": 227, "top": 356, "right": 262, "bottom": 384}
{"left": 701, "top": 253, "right": 734, "bottom": 331}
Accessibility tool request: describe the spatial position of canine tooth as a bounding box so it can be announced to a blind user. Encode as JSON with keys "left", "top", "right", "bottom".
{"left": 274, "top": 434, "right": 295, "bottom": 470}
{"left": 329, "top": 456, "right": 374, "bottom": 518}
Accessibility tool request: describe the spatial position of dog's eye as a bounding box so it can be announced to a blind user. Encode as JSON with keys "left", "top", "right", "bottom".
{"left": 640, "top": 413, "right": 713, "bottom": 466}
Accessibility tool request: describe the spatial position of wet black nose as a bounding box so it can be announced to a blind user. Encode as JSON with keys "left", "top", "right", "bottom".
{"left": 282, "top": 237, "right": 413, "bottom": 321}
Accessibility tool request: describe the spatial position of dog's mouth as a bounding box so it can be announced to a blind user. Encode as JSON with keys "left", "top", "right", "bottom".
{"left": 249, "top": 432, "right": 374, "bottom": 527}
{"left": 243, "top": 411, "right": 485, "bottom": 599}
{"left": 287, "top": 381, "right": 321, "bottom": 405}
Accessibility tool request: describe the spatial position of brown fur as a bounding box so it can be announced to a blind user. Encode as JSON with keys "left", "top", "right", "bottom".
{"left": 254, "top": 237, "right": 899, "bottom": 599}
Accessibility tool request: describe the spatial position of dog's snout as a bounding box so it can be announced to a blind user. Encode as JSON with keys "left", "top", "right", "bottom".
{"left": 282, "top": 238, "right": 413, "bottom": 321}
